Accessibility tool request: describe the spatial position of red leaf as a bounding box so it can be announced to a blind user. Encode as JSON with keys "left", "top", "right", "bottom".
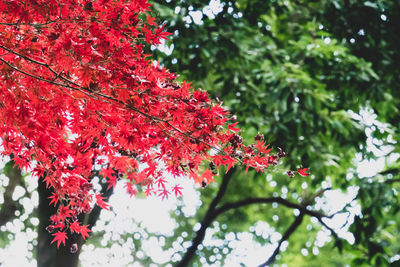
{"left": 105, "top": 174, "right": 118, "bottom": 190}
{"left": 124, "top": 182, "right": 137, "bottom": 197}
{"left": 201, "top": 169, "right": 215, "bottom": 183}
{"left": 69, "top": 221, "right": 81, "bottom": 234}
{"left": 155, "top": 177, "right": 167, "bottom": 189}
{"left": 48, "top": 193, "right": 59, "bottom": 207}
{"left": 172, "top": 184, "right": 183, "bottom": 197}
{"left": 69, "top": 221, "right": 91, "bottom": 240}
{"left": 228, "top": 122, "right": 240, "bottom": 132}
{"left": 225, "top": 157, "right": 236, "bottom": 173}
{"left": 297, "top": 168, "right": 310, "bottom": 177}
{"left": 42, "top": 175, "right": 55, "bottom": 188}
{"left": 79, "top": 224, "right": 91, "bottom": 240}
{"left": 144, "top": 187, "right": 154, "bottom": 197}
{"left": 51, "top": 231, "right": 68, "bottom": 248}
{"left": 158, "top": 189, "right": 170, "bottom": 200}
{"left": 95, "top": 194, "right": 109, "bottom": 210}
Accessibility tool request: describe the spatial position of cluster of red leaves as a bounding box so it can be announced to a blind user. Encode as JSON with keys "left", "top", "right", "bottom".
{"left": 0, "top": 0, "right": 308, "bottom": 247}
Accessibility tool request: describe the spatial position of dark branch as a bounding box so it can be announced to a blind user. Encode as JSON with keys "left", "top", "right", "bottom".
{"left": 215, "top": 197, "right": 331, "bottom": 220}
{"left": 379, "top": 168, "right": 400, "bottom": 176}
{"left": 175, "top": 185, "right": 335, "bottom": 266}
{"left": 259, "top": 213, "right": 305, "bottom": 267}
{"left": 176, "top": 173, "right": 333, "bottom": 266}
{"left": 175, "top": 168, "right": 236, "bottom": 267}
{"left": 385, "top": 178, "right": 400, "bottom": 184}
{"left": 315, "top": 216, "right": 339, "bottom": 241}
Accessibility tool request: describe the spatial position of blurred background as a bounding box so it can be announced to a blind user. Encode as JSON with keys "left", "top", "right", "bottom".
{"left": 1, "top": 0, "right": 400, "bottom": 266}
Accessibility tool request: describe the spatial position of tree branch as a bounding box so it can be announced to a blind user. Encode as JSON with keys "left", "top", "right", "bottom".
{"left": 175, "top": 185, "right": 335, "bottom": 266}
{"left": 315, "top": 216, "right": 341, "bottom": 247}
{"left": 175, "top": 168, "right": 236, "bottom": 267}
{"left": 379, "top": 168, "right": 400, "bottom": 176}
{"left": 258, "top": 213, "right": 305, "bottom": 267}
{"left": 214, "top": 197, "right": 332, "bottom": 220}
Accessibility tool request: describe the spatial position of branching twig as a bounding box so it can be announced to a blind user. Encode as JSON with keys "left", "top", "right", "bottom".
{"left": 175, "top": 168, "right": 236, "bottom": 267}
{"left": 0, "top": 47, "right": 226, "bottom": 154}
{"left": 258, "top": 213, "right": 305, "bottom": 267}
{"left": 215, "top": 197, "right": 332, "bottom": 220}
{"left": 316, "top": 216, "right": 340, "bottom": 241}
{"left": 176, "top": 181, "right": 334, "bottom": 266}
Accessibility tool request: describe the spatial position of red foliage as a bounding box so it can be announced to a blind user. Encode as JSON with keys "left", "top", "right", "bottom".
{"left": 0, "top": 0, "right": 305, "bottom": 246}
{"left": 297, "top": 168, "right": 310, "bottom": 177}
{"left": 51, "top": 231, "right": 68, "bottom": 248}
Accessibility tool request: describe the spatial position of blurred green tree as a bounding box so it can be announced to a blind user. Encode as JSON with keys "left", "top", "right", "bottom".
{"left": 146, "top": 0, "right": 400, "bottom": 266}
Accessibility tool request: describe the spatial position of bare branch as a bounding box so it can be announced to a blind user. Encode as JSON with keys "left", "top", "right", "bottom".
{"left": 258, "top": 213, "right": 305, "bottom": 267}
{"left": 215, "top": 197, "right": 332, "bottom": 220}
{"left": 379, "top": 168, "right": 400, "bottom": 176}
{"left": 176, "top": 179, "right": 333, "bottom": 266}
{"left": 175, "top": 168, "right": 236, "bottom": 267}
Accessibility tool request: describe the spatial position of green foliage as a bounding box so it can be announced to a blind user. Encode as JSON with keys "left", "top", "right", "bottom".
{"left": 149, "top": 0, "right": 400, "bottom": 265}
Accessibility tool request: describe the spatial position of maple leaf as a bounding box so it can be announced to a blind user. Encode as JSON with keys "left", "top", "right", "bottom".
{"left": 69, "top": 221, "right": 81, "bottom": 234}
{"left": 50, "top": 215, "right": 59, "bottom": 223}
{"left": 58, "top": 205, "right": 72, "bottom": 221}
{"left": 32, "top": 166, "right": 46, "bottom": 178}
{"left": 155, "top": 177, "right": 167, "bottom": 189}
{"left": 297, "top": 168, "right": 310, "bottom": 177}
{"left": 105, "top": 174, "right": 118, "bottom": 190}
{"left": 54, "top": 222, "right": 65, "bottom": 230}
{"left": 224, "top": 156, "right": 236, "bottom": 173}
{"left": 70, "top": 221, "right": 91, "bottom": 240}
{"left": 42, "top": 175, "right": 55, "bottom": 188}
{"left": 100, "top": 167, "right": 114, "bottom": 179}
{"left": 172, "top": 184, "right": 183, "bottom": 197}
{"left": 79, "top": 224, "right": 91, "bottom": 240}
{"left": 201, "top": 169, "right": 215, "bottom": 183}
{"left": 95, "top": 194, "right": 110, "bottom": 210}
{"left": 228, "top": 122, "right": 240, "bottom": 133}
{"left": 158, "top": 189, "right": 170, "bottom": 200}
{"left": 48, "top": 193, "right": 59, "bottom": 207}
{"left": 124, "top": 182, "right": 137, "bottom": 197}
{"left": 255, "top": 141, "right": 270, "bottom": 154}
{"left": 144, "top": 187, "right": 154, "bottom": 197}
{"left": 13, "top": 156, "right": 31, "bottom": 170}
{"left": 51, "top": 231, "right": 67, "bottom": 248}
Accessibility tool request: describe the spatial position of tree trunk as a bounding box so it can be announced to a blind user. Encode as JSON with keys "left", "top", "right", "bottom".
{"left": 0, "top": 161, "right": 22, "bottom": 226}
{"left": 37, "top": 177, "right": 82, "bottom": 267}
{"left": 36, "top": 173, "right": 114, "bottom": 267}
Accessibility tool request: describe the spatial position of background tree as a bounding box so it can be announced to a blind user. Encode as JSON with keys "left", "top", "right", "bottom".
{"left": 146, "top": 0, "right": 399, "bottom": 266}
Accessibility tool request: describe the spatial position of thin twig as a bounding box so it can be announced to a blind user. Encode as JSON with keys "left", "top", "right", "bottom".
{"left": 215, "top": 197, "right": 332, "bottom": 219}
{"left": 0, "top": 47, "right": 226, "bottom": 155}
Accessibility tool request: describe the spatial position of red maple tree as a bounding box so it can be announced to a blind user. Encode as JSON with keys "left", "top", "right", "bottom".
{"left": 0, "top": 0, "right": 308, "bottom": 247}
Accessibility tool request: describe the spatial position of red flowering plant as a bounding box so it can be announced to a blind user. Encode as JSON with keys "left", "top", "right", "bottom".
{"left": 0, "top": 0, "right": 308, "bottom": 248}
